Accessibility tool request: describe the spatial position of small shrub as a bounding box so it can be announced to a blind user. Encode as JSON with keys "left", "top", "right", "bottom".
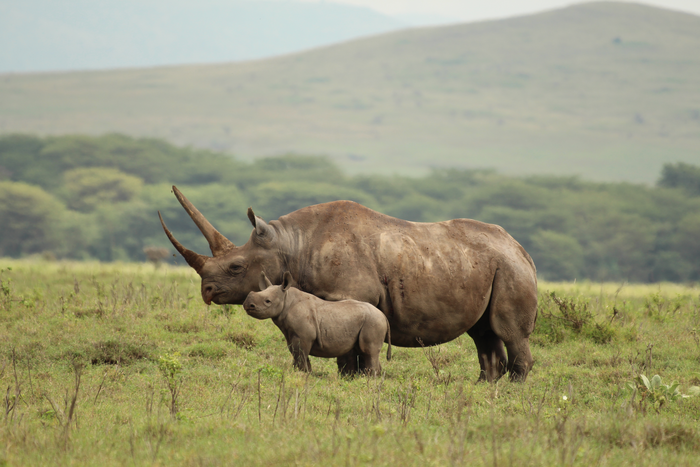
{"left": 73, "top": 307, "right": 104, "bottom": 319}
{"left": 157, "top": 352, "right": 182, "bottom": 418}
{"left": 143, "top": 246, "right": 170, "bottom": 268}
{"left": 224, "top": 331, "right": 257, "bottom": 350}
{"left": 621, "top": 326, "right": 638, "bottom": 342}
{"left": 1, "top": 269, "right": 14, "bottom": 310}
{"left": 644, "top": 292, "right": 684, "bottom": 321}
{"left": 549, "top": 293, "right": 591, "bottom": 331}
{"left": 532, "top": 314, "right": 566, "bottom": 345}
{"left": 585, "top": 322, "right": 617, "bottom": 344}
{"left": 185, "top": 342, "right": 228, "bottom": 359}
{"left": 534, "top": 292, "right": 591, "bottom": 345}
{"left": 536, "top": 292, "right": 624, "bottom": 345}
{"left": 258, "top": 363, "right": 283, "bottom": 378}
{"left": 62, "top": 340, "right": 151, "bottom": 365}
{"left": 88, "top": 339, "right": 152, "bottom": 365}
{"left": 212, "top": 304, "right": 238, "bottom": 318}
{"left": 164, "top": 321, "right": 200, "bottom": 333}
{"left": 597, "top": 419, "right": 637, "bottom": 448}
{"left": 645, "top": 423, "right": 697, "bottom": 449}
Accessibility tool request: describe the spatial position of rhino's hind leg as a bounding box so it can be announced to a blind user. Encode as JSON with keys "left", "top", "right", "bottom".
{"left": 503, "top": 339, "right": 532, "bottom": 382}
{"left": 467, "top": 327, "right": 507, "bottom": 382}
{"left": 488, "top": 268, "right": 537, "bottom": 382}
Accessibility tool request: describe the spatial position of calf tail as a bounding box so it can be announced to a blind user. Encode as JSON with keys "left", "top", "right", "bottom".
{"left": 385, "top": 316, "right": 392, "bottom": 361}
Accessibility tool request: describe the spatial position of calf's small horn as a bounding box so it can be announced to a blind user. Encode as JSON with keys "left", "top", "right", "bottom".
{"left": 158, "top": 211, "right": 207, "bottom": 273}
{"left": 172, "top": 186, "right": 235, "bottom": 256}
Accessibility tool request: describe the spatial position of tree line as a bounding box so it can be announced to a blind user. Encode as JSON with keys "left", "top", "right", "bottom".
{"left": 1, "top": 133, "right": 699, "bottom": 282}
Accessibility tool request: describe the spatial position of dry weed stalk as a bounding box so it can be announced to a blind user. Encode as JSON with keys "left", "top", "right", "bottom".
{"left": 4, "top": 350, "right": 23, "bottom": 424}
{"left": 43, "top": 360, "right": 83, "bottom": 448}
{"left": 417, "top": 338, "right": 453, "bottom": 389}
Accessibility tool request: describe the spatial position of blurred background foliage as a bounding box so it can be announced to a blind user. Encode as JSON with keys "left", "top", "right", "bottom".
{"left": 1, "top": 133, "right": 699, "bottom": 283}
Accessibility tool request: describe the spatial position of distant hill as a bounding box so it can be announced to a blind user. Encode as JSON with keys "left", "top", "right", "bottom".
{"left": 1, "top": 1, "right": 699, "bottom": 182}
{"left": 0, "top": 0, "right": 405, "bottom": 72}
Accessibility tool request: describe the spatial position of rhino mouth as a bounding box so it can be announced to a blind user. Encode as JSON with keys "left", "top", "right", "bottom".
{"left": 203, "top": 286, "right": 221, "bottom": 305}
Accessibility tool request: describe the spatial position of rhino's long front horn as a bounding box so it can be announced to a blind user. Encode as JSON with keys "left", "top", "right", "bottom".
{"left": 172, "top": 186, "right": 236, "bottom": 256}
{"left": 158, "top": 211, "right": 207, "bottom": 273}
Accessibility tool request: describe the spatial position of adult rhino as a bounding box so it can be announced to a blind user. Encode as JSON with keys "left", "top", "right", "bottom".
{"left": 159, "top": 186, "right": 538, "bottom": 382}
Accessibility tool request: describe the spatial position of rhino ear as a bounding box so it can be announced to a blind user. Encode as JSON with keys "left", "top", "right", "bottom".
{"left": 247, "top": 207, "right": 257, "bottom": 227}
{"left": 259, "top": 271, "right": 273, "bottom": 291}
{"left": 281, "top": 271, "right": 295, "bottom": 291}
{"left": 247, "top": 207, "right": 274, "bottom": 240}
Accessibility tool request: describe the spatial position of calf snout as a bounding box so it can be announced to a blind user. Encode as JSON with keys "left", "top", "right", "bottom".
{"left": 242, "top": 292, "right": 254, "bottom": 312}
{"left": 243, "top": 292, "right": 266, "bottom": 319}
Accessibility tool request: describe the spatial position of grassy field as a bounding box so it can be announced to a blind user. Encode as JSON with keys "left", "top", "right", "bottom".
{"left": 1, "top": 2, "right": 700, "bottom": 182}
{"left": 1, "top": 259, "right": 699, "bottom": 465}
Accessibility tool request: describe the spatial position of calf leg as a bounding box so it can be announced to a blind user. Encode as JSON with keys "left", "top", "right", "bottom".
{"left": 288, "top": 337, "right": 312, "bottom": 372}
{"left": 358, "top": 325, "right": 386, "bottom": 377}
{"left": 360, "top": 352, "right": 381, "bottom": 376}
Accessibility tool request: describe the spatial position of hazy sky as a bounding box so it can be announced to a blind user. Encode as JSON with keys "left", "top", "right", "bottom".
{"left": 311, "top": 0, "right": 700, "bottom": 22}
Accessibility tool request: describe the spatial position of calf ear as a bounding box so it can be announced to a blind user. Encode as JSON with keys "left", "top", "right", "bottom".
{"left": 247, "top": 207, "right": 274, "bottom": 241}
{"left": 259, "top": 272, "right": 273, "bottom": 290}
{"left": 281, "top": 271, "right": 295, "bottom": 291}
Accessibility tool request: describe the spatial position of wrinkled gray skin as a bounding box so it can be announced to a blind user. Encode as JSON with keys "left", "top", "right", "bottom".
{"left": 243, "top": 271, "right": 392, "bottom": 375}
{"left": 159, "top": 186, "right": 538, "bottom": 381}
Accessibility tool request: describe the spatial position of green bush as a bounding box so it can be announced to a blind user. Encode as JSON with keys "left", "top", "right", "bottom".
{"left": 534, "top": 292, "right": 620, "bottom": 345}
{"left": 2, "top": 133, "right": 700, "bottom": 282}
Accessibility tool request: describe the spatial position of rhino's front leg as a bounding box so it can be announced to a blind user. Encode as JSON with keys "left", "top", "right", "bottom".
{"left": 288, "top": 336, "right": 312, "bottom": 372}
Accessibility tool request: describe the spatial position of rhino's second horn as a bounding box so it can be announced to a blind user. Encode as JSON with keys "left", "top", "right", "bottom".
{"left": 158, "top": 211, "right": 207, "bottom": 272}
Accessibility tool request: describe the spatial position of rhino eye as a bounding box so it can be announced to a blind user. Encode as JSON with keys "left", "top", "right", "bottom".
{"left": 228, "top": 264, "right": 244, "bottom": 274}
{"left": 265, "top": 299, "right": 271, "bottom": 305}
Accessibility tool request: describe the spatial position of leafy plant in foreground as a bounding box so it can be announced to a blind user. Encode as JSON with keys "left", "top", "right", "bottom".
{"left": 157, "top": 352, "right": 182, "bottom": 418}
{"left": 627, "top": 374, "right": 700, "bottom": 413}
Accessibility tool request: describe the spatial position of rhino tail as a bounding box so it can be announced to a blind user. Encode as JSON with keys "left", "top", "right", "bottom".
{"left": 314, "top": 307, "right": 323, "bottom": 350}
{"left": 385, "top": 316, "right": 392, "bottom": 361}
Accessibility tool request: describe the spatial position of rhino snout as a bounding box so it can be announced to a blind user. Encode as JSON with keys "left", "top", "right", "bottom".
{"left": 202, "top": 285, "right": 217, "bottom": 305}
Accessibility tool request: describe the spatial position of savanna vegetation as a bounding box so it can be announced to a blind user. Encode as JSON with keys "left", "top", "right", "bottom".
{"left": 2, "top": 133, "right": 700, "bottom": 282}
{"left": 0, "top": 260, "right": 699, "bottom": 465}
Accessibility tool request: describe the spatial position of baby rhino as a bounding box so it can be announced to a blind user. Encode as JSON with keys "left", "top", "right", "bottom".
{"left": 243, "top": 272, "right": 391, "bottom": 375}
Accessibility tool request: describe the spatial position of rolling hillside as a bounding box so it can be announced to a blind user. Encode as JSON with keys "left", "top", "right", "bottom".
{"left": 1, "top": 1, "right": 699, "bottom": 182}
